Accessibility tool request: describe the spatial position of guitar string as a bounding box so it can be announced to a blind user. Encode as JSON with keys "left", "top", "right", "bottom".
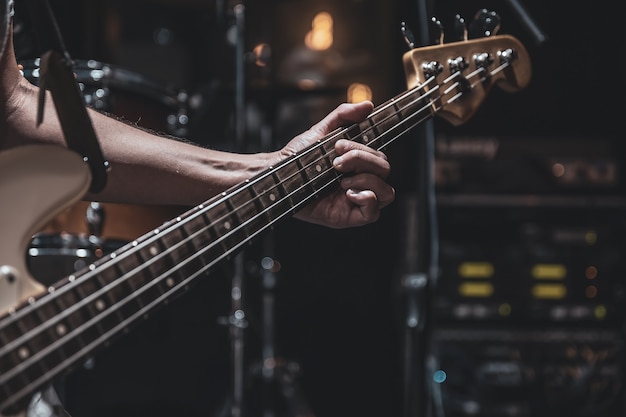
{"left": 0, "top": 57, "right": 502, "bottom": 376}
{"left": 0, "top": 56, "right": 512, "bottom": 403}
{"left": 0, "top": 72, "right": 448, "bottom": 405}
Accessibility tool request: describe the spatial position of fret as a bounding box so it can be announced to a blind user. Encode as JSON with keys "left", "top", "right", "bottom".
{"left": 161, "top": 225, "right": 197, "bottom": 263}
{"left": 106, "top": 256, "right": 146, "bottom": 320}
{"left": 12, "top": 305, "right": 40, "bottom": 337}
{"left": 236, "top": 185, "right": 272, "bottom": 236}
{"left": 249, "top": 175, "right": 293, "bottom": 225}
{"left": 220, "top": 224, "right": 250, "bottom": 258}
{"left": 116, "top": 250, "right": 149, "bottom": 294}
{"left": 14, "top": 313, "right": 55, "bottom": 362}
{"left": 245, "top": 180, "right": 261, "bottom": 207}
{"left": 342, "top": 124, "right": 365, "bottom": 143}
{"left": 54, "top": 285, "right": 90, "bottom": 333}
{"left": 143, "top": 240, "right": 174, "bottom": 279}
{"left": 356, "top": 118, "right": 378, "bottom": 147}
{"left": 274, "top": 159, "right": 309, "bottom": 209}
{"left": 203, "top": 200, "right": 238, "bottom": 252}
{"left": 369, "top": 101, "right": 403, "bottom": 138}
{"left": 74, "top": 275, "right": 108, "bottom": 325}
{"left": 96, "top": 266, "right": 128, "bottom": 321}
{"left": 298, "top": 145, "right": 334, "bottom": 189}
{"left": 129, "top": 247, "right": 167, "bottom": 310}
{"left": 225, "top": 187, "right": 255, "bottom": 229}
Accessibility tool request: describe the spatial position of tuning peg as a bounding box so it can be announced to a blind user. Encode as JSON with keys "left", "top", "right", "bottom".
{"left": 469, "top": 9, "right": 502, "bottom": 38}
{"left": 430, "top": 16, "right": 445, "bottom": 44}
{"left": 454, "top": 14, "right": 468, "bottom": 41}
{"left": 401, "top": 21, "right": 416, "bottom": 50}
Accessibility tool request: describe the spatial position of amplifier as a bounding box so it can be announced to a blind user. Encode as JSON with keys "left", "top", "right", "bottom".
{"left": 434, "top": 135, "right": 622, "bottom": 195}
{"left": 430, "top": 327, "right": 625, "bottom": 417}
{"left": 433, "top": 203, "right": 626, "bottom": 325}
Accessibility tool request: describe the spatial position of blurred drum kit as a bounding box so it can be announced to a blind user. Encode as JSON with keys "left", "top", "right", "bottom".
{"left": 5, "top": 2, "right": 313, "bottom": 416}
{"left": 12, "top": 13, "right": 196, "bottom": 286}
{"left": 21, "top": 56, "right": 188, "bottom": 284}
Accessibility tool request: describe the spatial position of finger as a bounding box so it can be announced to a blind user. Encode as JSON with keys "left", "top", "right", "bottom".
{"left": 310, "top": 101, "right": 374, "bottom": 137}
{"left": 333, "top": 144, "right": 391, "bottom": 179}
{"left": 341, "top": 174, "right": 396, "bottom": 208}
{"left": 345, "top": 189, "right": 381, "bottom": 224}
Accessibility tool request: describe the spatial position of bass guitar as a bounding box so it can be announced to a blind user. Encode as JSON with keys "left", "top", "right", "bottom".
{"left": 0, "top": 32, "right": 531, "bottom": 416}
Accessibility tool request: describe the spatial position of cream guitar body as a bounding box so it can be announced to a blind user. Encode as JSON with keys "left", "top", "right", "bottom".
{"left": 0, "top": 145, "right": 90, "bottom": 417}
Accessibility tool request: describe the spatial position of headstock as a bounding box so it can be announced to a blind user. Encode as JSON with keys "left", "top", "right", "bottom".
{"left": 402, "top": 11, "right": 531, "bottom": 126}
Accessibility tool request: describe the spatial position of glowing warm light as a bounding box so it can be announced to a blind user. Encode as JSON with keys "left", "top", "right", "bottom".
{"left": 458, "top": 282, "right": 494, "bottom": 297}
{"left": 347, "top": 83, "right": 372, "bottom": 103}
{"left": 531, "top": 264, "right": 566, "bottom": 280}
{"left": 532, "top": 284, "right": 567, "bottom": 299}
{"left": 585, "top": 285, "right": 598, "bottom": 298}
{"left": 297, "top": 79, "right": 318, "bottom": 90}
{"left": 552, "top": 162, "right": 565, "bottom": 177}
{"left": 252, "top": 43, "right": 271, "bottom": 67}
{"left": 458, "top": 262, "right": 494, "bottom": 278}
{"left": 305, "top": 12, "right": 334, "bottom": 51}
{"left": 585, "top": 266, "right": 598, "bottom": 280}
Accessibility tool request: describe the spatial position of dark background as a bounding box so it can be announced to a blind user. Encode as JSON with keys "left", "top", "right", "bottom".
{"left": 13, "top": 0, "right": 626, "bottom": 417}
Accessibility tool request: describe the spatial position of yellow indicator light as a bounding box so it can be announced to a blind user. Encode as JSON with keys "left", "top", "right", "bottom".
{"left": 595, "top": 305, "right": 607, "bottom": 320}
{"left": 585, "top": 230, "right": 597, "bottom": 245}
{"left": 458, "top": 262, "right": 494, "bottom": 278}
{"left": 459, "top": 282, "right": 494, "bottom": 297}
{"left": 532, "top": 284, "right": 567, "bottom": 299}
{"left": 498, "top": 303, "right": 512, "bottom": 317}
{"left": 531, "top": 264, "right": 567, "bottom": 280}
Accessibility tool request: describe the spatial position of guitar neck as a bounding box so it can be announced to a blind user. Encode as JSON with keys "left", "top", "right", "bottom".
{"left": 0, "top": 34, "right": 531, "bottom": 414}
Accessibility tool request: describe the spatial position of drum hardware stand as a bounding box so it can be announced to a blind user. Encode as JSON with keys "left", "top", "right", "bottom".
{"left": 251, "top": 235, "right": 316, "bottom": 417}
{"left": 214, "top": 3, "right": 314, "bottom": 416}
{"left": 398, "top": 1, "right": 438, "bottom": 416}
{"left": 216, "top": 4, "right": 248, "bottom": 417}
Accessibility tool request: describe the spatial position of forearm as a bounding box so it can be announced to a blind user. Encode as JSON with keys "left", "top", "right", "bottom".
{"left": 4, "top": 76, "right": 276, "bottom": 206}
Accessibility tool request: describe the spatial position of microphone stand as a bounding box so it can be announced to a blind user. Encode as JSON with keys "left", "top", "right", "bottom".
{"left": 400, "top": 0, "right": 437, "bottom": 416}
{"left": 224, "top": 4, "right": 247, "bottom": 417}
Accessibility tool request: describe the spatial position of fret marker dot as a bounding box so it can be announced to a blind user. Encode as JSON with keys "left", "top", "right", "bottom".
{"left": 166, "top": 277, "right": 175, "bottom": 287}
{"left": 95, "top": 299, "right": 106, "bottom": 311}
{"left": 224, "top": 221, "right": 232, "bottom": 230}
{"left": 28, "top": 297, "right": 35, "bottom": 304}
{"left": 89, "top": 264, "right": 96, "bottom": 270}
{"left": 269, "top": 194, "right": 276, "bottom": 202}
{"left": 316, "top": 164, "right": 322, "bottom": 172}
{"left": 56, "top": 324, "right": 68, "bottom": 336}
{"left": 18, "top": 347, "right": 30, "bottom": 359}
{"left": 110, "top": 253, "right": 116, "bottom": 259}
{"left": 363, "top": 134, "right": 370, "bottom": 143}
{"left": 149, "top": 246, "right": 158, "bottom": 256}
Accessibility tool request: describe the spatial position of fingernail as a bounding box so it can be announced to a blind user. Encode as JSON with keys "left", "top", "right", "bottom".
{"left": 333, "top": 156, "right": 342, "bottom": 167}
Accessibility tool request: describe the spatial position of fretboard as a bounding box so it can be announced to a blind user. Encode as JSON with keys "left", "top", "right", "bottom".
{"left": 0, "top": 82, "right": 435, "bottom": 414}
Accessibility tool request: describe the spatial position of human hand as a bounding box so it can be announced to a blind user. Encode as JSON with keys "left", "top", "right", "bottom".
{"left": 279, "top": 101, "right": 395, "bottom": 229}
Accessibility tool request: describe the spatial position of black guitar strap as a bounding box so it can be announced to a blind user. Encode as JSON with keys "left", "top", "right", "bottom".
{"left": 24, "top": 0, "right": 109, "bottom": 193}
